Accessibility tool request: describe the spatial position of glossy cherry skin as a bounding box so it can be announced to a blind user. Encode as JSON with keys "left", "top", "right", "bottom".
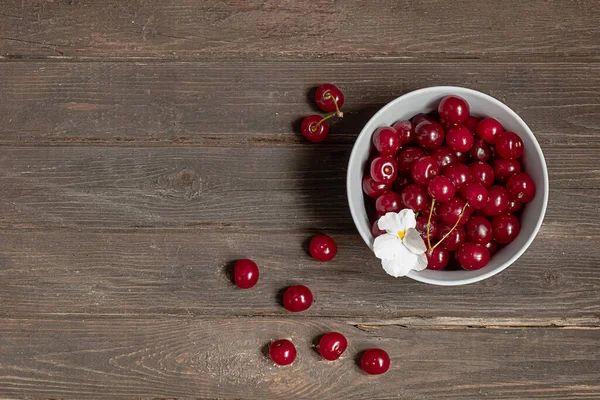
{"left": 469, "top": 139, "right": 491, "bottom": 162}
{"left": 455, "top": 150, "right": 469, "bottom": 164}
{"left": 393, "top": 174, "right": 412, "bottom": 192}
{"left": 392, "top": 120, "right": 415, "bottom": 145}
{"left": 315, "top": 83, "right": 344, "bottom": 113}
{"left": 464, "top": 116, "right": 479, "bottom": 134}
{"left": 401, "top": 184, "right": 430, "bottom": 212}
{"left": 234, "top": 259, "right": 259, "bottom": 289}
{"left": 372, "top": 219, "right": 386, "bottom": 237}
{"left": 492, "top": 212, "right": 520, "bottom": 244}
{"left": 411, "top": 156, "right": 440, "bottom": 185}
{"left": 416, "top": 216, "right": 438, "bottom": 241}
{"left": 442, "top": 163, "right": 472, "bottom": 190}
{"left": 301, "top": 115, "right": 329, "bottom": 143}
{"left": 436, "top": 224, "right": 467, "bottom": 251}
{"left": 309, "top": 234, "right": 337, "bottom": 262}
{"left": 396, "top": 147, "right": 427, "bottom": 173}
{"left": 283, "top": 285, "right": 313, "bottom": 312}
{"left": 469, "top": 161, "right": 495, "bottom": 188}
{"left": 439, "top": 197, "right": 472, "bottom": 226}
{"left": 421, "top": 201, "right": 441, "bottom": 221}
{"left": 361, "top": 349, "right": 390, "bottom": 375}
{"left": 362, "top": 175, "right": 391, "bottom": 199}
{"left": 496, "top": 131, "right": 524, "bottom": 159}
{"left": 370, "top": 156, "right": 397, "bottom": 184}
{"left": 426, "top": 247, "right": 450, "bottom": 270}
{"left": 427, "top": 176, "right": 456, "bottom": 202}
{"left": 484, "top": 240, "right": 500, "bottom": 255}
{"left": 318, "top": 332, "right": 348, "bottom": 361}
{"left": 269, "top": 339, "right": 297, "bottom": 366}
{"left": 493, "top": 158, "right": 521, "bottom": 184}
{"left": 475, "top": 117, "right": 503, "bottom": 144}
{"left": 438, "top": 95, "right": 470, "bottom": 125}
{"left": 505, "top": 199, "right": 523, "bottom": 213}
{"left": 506, "top": 172, "right": 536, "bottom": 203}
{"left": 372, "top": 126, "right": 401, "bottom": 156}
{"left": 376, "top": 191, "right": 404, "bottom": 215}
{"left": 458, "top": 242, "right": 491, "bottom": 270}
{"left": 481, "top": 185, "right": 509, "bottom": 216}
{"left": 466, "top": 216, "right": 493, "bottom": 245}
{"left": 446, "top": 125, "right": 474, "bottom": 152}
{"left": 415, "top": 121, "right": 445, "bottom": 150}
{"left": 431, "top": 146, "right": 458, "bottom": 169}
{"left": 411, "top": 113, "right": 433, "bottom": 126}
{"left": 461, "top": 183, "right": 489, "bottom": 210}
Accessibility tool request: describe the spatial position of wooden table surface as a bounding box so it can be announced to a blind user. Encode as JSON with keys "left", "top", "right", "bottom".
{"left": 1, "top": 1, "right": 599, "bottom": 399}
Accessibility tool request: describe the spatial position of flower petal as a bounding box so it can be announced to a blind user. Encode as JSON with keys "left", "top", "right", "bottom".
{"left": 396, "top": 209, "right": 417, "bottom": 230}
{"left": 403, "top": 228, "right": 427, "bottom": 254}
{"left": 377, "top": 212, "right": 402, "bottom": 235}
{"left": 413, "top": 253, "right": 428, "bottom": 271}
{"left": 382, "top": 254, "right": 417, "bottom": 277}
{"left": 373, "top": 233, "right": 404, "bottom": 260}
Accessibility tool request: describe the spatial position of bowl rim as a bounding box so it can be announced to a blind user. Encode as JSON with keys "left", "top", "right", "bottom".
{"left": 346, "top": 86, "right": 549, "bottom": 286}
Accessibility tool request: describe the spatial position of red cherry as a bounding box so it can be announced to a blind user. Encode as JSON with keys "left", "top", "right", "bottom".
{"left": 475, "top": 118, "right": 503, "bottom": 144}
{"left": 481, "top": 185, "right": 509, "bottom": 216}
{"left": 392, "top": 120, "right": 415, "bottom": 145}
{"left": 411, "top": 113, "right": 433, "bottom": 126}
{"left": 431, "top": 146, "right": 458, "bottom": 169}
{"left": 318, "top": 332, "right": 348, "bottom": 361}
{"left": 401, "top": 184, "right": 430, "bottom": 212}
{"left": 411, "top": 156, "right": 440, "bottom": 185}
{"left": 375, "top": 191, "right": 403, "bottom": 215}
{"left": 484, "top": 240, "right": 500, "bottom": 255}
{"left": 469, "top": 161, "right": 495, "bottom": 188}
{"left": 465, "top": 216, "right": 493, "bottom": 245}
{"left": 269, "top": 339, "right": 296, "bottom": 366}
{"left": 283, "top": 285, "right": 313, "bottom": 312}
{"left": 469, "top": 138, "right": 491, "bottom": 162}
{"left": 461, "top": 183, "right": 489, "bottom": 210}
{"left": 415, "top": 121, "right": 445, "bottom": 150}
{"left": 427, "top": 176, "right": 456, "bottom": 202}
{"left": 446, "top": 125, "right": 474, "bottom": 152}
{"left": 496, "top": 131, "right": 524, "bottom": 160}
{"left": 393, "top": 173, "right": 412, "bottom": 192}
{"left": 372, "top": 219, "right": 386, "bottom": 238}
{"left": 362, "top": 175, "right": 391, "bottom": 199}
{"left": 455, "top": 150, "right": 469, "bottom": 164}
{"left": 493, "top": 158, "right": 521, "bottom": 184}
{"left": 506, "top": 172, "right": 536, "bottom": 203}
{"left": 436, "top": 224, "right": 466, "bottom": 251}
{"left": 438, "top": 95, "right": 470, "bottom": 125}
{"left": 309, "top": 234, "right": 337, "bottom": 262}
{"left": 396, "top": 146, "right": 427, "bottom": 173}
{"left": 439, "top": 197, "right": 472, "bottom": 226}
{"left": 234, "top": 259, "right": 259, "bottom": 289}
{"left": 361, "top": 349, "right": 390, "bottom": 375}
{"left": 372, "top": 126, "right": 401, "bottom": 156}
{"left": 370, "top": 156, "right": 397, "bottom": 184}
{"left": 464, "top": 116, "right": 479, "bottom": 134}
{"left": 421, "top": 201, "right": 441, "bottom": 221}
{"left": 301, "top": 115, "right": 329, "bottom": 143}
{"left": 506, "top": 200, "right": 523, "bottom": 213}
{"left": 492, "top": 212, "right": 520, "bottom": 244}
{"left": 442, "top": 163, "right": 472, "bottom": 190}
{"left": 315, "top": 84, "right": 344, "bottom": 113}
{"left": 416, "top": 216, "right": 438, "bottom": 241}
{"left": 426, "top": 247, "right": 450, "bottom": 270}
{"left": 457, "top": 242, "right": 490, "bottom": 270}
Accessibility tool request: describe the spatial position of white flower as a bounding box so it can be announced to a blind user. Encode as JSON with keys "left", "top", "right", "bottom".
{"left": 373, "top": 209, "right": 428, "bottom": 277}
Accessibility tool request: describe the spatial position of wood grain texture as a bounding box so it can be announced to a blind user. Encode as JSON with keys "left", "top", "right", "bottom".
{"left": 0, "top": 229, "right": 598, "bottom": 319}
{"left": 0, "top": 317, "right": 598, "bottom": 399}
{"left": 1, "top": 61, "right": 599, "bottom": 147}
{"left": 1, "top": 0, "right": 600, "bottom": 60}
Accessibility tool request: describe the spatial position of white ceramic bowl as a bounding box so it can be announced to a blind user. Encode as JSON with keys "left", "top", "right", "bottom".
{"left": 347, "top": 86, "right": 549, "bottom": 286}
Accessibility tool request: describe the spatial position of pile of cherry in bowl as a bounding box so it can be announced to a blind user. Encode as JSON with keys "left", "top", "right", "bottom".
{"left": 364, "top": 95, "right": 536, "bottom": 271}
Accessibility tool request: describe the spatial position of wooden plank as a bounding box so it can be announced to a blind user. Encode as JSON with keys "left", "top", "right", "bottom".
{"left": 0, "top": 317, "right": 598, "bottom": 399}
{"left": 0, "top": 229, "right": 598, "bottom": 319}
{"left": 1, "top": 61, "right": 599, "bottom": 147}
{"left": 1, "top": 0, "right": 599, "bottom": 60}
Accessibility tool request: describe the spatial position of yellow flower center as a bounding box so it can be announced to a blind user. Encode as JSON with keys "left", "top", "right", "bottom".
{"left": 397, "top": 230, "right": 406, "bottom": 240}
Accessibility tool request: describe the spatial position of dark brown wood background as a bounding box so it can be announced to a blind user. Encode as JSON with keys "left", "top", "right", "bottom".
{"left": 1, "top": 1, "right": 599, "bottom": 399}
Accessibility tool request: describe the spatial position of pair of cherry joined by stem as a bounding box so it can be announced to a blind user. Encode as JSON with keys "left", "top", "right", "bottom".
{"left": 301, "top": 84, "right": 345, "bottom": 143}
{"left": 426, "top": 198, "right": 469, "bottom": 252}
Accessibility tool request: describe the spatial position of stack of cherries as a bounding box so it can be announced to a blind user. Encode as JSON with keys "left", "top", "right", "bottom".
{"left": 364, "top": 95, "right": 536, "bottom": 271}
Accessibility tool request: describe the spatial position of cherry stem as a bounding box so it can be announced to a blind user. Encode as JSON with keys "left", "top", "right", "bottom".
{"left": 426, "top": 199, "right": 435, "bottom": 250}
{"left": 310, "top": 113, "right": 336, "bottom": 132}
{"left": 429, "top": 203, "right": 470, "bottom": 252}
{"left": 325, "top": 93, "right": 344, "bottom": 118}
